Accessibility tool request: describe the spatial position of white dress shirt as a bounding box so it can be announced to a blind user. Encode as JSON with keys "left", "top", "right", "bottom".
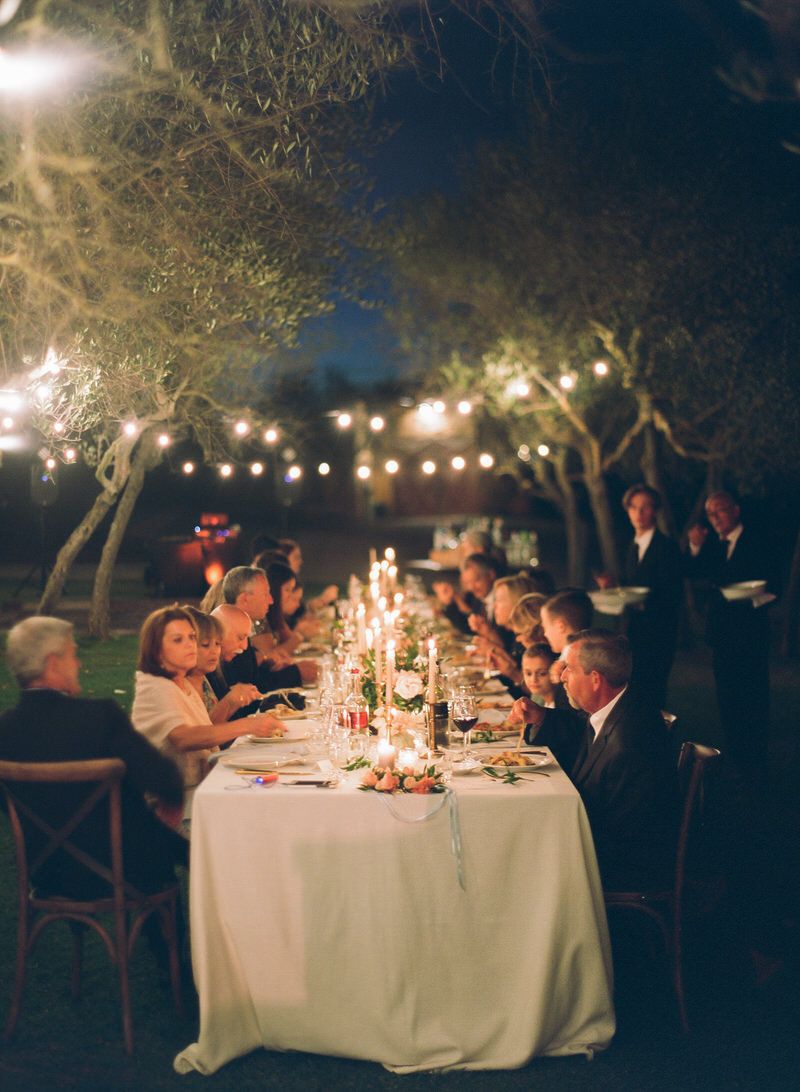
{"left": 588, "top": 685, "right": 628, "bottom": 742}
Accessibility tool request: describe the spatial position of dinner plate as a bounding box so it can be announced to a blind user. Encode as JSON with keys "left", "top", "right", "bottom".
{"left": 247, "top": 732, "right": 309, "bottom": 743}
{"left": 721, "top": 580, "right": 767, "bottom": 601}
{"left": 482, "top": 754, "right": 551, "bottom": 774}
{"left": 474, "top": 708, "right": 512, "bottom": 727}
{"left": 221, "top": 755, "right": 297, "bottom": 772}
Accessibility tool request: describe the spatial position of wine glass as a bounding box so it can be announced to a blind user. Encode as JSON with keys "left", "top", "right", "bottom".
{"left": 449, "top": 690, "right": 478, "bottom": 760}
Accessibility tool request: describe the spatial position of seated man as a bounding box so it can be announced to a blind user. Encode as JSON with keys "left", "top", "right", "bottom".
{"left": 511, "top": 629, "right": 677, "bottom": 890}
{"left": 220, "top": 566, "right": 317, "bottom": 712}
{"left": 0, "top": 616, "right": 187, "bottom": 898}
{"left": 433, "top": 552, "right": 499, "bottom": 634}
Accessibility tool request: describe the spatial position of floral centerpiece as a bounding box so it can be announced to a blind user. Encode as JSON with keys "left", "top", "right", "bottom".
{"left": 359, "top": 762, "right": 446, "bottom": 795}
{"left": 360, "top": 635, "right": 428, "bottom": 714}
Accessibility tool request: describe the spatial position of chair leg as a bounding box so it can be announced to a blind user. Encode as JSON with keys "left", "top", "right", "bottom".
{"left": 3, "top": 909, "right": 30, "bottom": 1042}
{"left": 113, "top": 907, "right": 134, "bottom": 1054}
{"left": 161, "top": 902, "right": 184, "bottom": 1018}
{"left": 673, "top": 916, "right": 689, "bottom": 1033}
{"left": 69, "top": 922, "right": 85, "bottom": 1002}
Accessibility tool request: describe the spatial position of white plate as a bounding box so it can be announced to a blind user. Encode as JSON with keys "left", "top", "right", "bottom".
{"left": 721, "top": 580, "right": 767, "bottom": 601}
{"left": 247, "top": 732, "right": 309, "bottom": 744}
{"left": 474, "top": 708, "right": 512, "bottom": 727}
{"left": 477, "top": 696, "right": 514, "bottom": 710}
{"left": 482, "top": 755, "right": 551, "bottom": 774}
{"left": 221, "top": 756, "right": 297, "bottom": 772}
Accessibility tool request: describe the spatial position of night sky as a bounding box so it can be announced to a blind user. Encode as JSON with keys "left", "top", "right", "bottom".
{"left": 297, "top": 0, "right": 800, "bottom": 384}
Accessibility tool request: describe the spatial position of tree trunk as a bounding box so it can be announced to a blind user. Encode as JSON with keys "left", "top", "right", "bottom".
{"left": 780, "top": 525, "right": 800, "bottom": 658}
{"left": 584, "top": 470, "right": 619, "bottom": 583}
{"left": 641, "top": 423, "right": 677, "bottom": 537}
{"left": 38, "top": 486, "right": 119, "bottom": 614}
{"left": 553, "top": 452, "right": 586, "bottom": 586}
{"left": 88, "top": 438, "right": 159, "bottom": 639}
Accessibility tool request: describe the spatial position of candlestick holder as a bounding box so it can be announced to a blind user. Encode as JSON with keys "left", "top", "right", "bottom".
{"left": 425, "top": 700, "right": 450, "bottom": 753}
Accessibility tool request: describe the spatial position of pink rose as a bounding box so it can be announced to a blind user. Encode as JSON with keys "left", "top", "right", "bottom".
{"left": 402, "top": 775, "right": 418, "bottom": 791}
{"left": 361, "top": 769, "right": 379, "bottom": 788}
{"left": 376, "top": 771, "right": 399, "bottom": 792}
{"left": 411, "top": 776, "right": 436, "bottom": 794}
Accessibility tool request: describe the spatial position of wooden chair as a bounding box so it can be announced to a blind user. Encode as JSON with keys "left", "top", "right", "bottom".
{"left": 0, "top": 758, "right": 183, "bottom": 1054}
{"left": 603, "top": 740, "right": 722, "bottom": 1033}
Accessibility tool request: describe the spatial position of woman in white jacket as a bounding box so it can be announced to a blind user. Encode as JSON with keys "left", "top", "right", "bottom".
{"left": 132, "top": 605, "right": 282, "bottom": 817}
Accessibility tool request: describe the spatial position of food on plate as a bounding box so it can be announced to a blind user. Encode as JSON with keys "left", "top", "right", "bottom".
{"left": 486, "top": 751, "right": 536, "bottom": 767}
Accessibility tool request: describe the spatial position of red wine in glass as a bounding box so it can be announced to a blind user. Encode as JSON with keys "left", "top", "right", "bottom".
{"left": 452, "top": 716, "right": 478, "bottom": 735}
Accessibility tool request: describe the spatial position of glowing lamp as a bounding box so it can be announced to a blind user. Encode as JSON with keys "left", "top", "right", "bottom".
{"left": 421, "top": 460, "right": 436, "bottom": 475}
{"left": 451, "top": 455, "right": 466, "bottom": 471}
{"left": 318, "top": 462, "right": 331, "bottom": 476}
{"left": 479, "top": 452, "right": 495, "bottom": 469}
{"left": 384, "top": 459, "right": 399, "bottom": 474}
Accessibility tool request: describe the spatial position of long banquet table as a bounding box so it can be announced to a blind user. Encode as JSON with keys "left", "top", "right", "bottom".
{"left": 174, "top": 743, "right": 615, "bottom": 1075}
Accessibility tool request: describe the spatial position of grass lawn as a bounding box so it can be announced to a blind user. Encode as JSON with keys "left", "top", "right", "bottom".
{"left": 0, "top": 637, "right": 798, "bottom": 1089}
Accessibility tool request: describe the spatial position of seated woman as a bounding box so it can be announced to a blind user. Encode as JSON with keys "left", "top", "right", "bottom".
{"left": 182, "top": 606, "right": 262, "bottom": 722}
{"left": 277, "top": 537, "right": 338, "bottom": 623}
{"left": 484, "top": 589, "right": 548, "bottom": 687}
{"left": 131, "top": 605, "right": 282, "bottom": 819}
{"left": 470, "top": 573, "right": 540, "bottom": 656}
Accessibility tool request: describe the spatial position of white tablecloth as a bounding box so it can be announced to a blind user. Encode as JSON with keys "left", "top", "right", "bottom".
{"left": 175, "top": 751, "right": 614, "bottom": 1075}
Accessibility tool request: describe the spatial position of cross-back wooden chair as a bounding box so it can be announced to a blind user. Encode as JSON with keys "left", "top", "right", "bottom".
{"left": 604, "top": 740, "right": 722, "bottom": 1033}
{"left": 0, "top": 758, "right": 182, "bottom": 1054}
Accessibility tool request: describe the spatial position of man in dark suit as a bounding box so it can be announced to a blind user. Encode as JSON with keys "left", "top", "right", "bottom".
{"left": 685, "top": 490, "right": 774, "bottom": 773}
{"left": 618, "top": 484, "right": 683, "bottom": 709}
{"left": 0, "top": 616, "right": 187, "bottom": 899}
{"left": 514, "top": 629, "right": 677, "bottom": 889}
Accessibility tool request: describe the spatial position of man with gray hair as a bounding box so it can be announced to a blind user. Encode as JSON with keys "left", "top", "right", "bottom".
{"left": 0, "top": 616, "right": 187, "bottom": 899}
{"left": 511, "top": 628, "right": 677, "bottom": 889}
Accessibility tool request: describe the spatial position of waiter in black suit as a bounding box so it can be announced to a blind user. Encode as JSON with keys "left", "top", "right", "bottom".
{"left": 619, "top": 484, "right": 683, "bottom": 709}
{"left": 685, "top": 490, "right": 774, "bottom": 772}
{"left": 511, "top": 629, "right": 677, "bottom": 889}
{"left": 0, "top": 616, "right": 187, "bottom": 899}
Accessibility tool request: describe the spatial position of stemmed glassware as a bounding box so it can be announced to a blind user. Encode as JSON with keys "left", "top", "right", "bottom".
{"left": 449, "top": 688, "right": 478, "bottom": 761}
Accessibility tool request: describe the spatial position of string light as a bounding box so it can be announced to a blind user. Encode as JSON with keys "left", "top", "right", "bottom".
{"left": 537, "top": 443, "right": 550, "bottom": 457}
{"left": 337, "top": 412, "right": 352, "bottom": 429}
{"left": 64, "top": 448, "right": 77, "bottom": 462}
{"left": 286, "top": 464, "right": 302, "bottom": 481}
{"left": 421, "top": 459, "right": 436, "bottom": 475}
{"left": 157, "top": 433, "right": 171, "bottom": 448}
{"left": 517, "top": 444, "right": 531, "bottom": 461}
{"left": 44, "top": 456, "right": 56, "bottom": 470}
{"left": 318, "top": 462, "right": 331, "bottom": 476}
{"left": 356, "top": 465, "right": 371, "bottom": 480}
{"left": 264, "top": 428, "right": 279, "bottom": 444}
{"left": 417, "top": 403, "right": 434, "bottom": 421}
{"left": 53, "top": 421, "right": 65, "bottom": 434}
{"left": 182, "top": 461, "right": 195, "bottom": 474}
{"left": 369, "top": 416, "right": 385, "bottom": 432}
{"left": 234, "top": 420, "right": 250, "bottom": 437}
{"left": 479, "top": 453, "right": 495, "bottom": 469}
{"left": 250, "top": 462, "right": 263, "bottom": 476}
{"left": 593, "top": 360, "right": 609, "bottom": 377}
{"left": 559, "top": 374, "right": 575, "bottom": 391}
{"left": 219, "top": 463, "right": 233, "bottom": 478}
{"left": 385, "top": 459, "right": 399, "bottom": 474}
{"left": 512, "top": 380, "right": 530, "bottom": 397}
{"left": 432, "top": 400, "right": 446, "bottom": 414}
{"left": 457, "top": 400, "right": 472, "bottom": 415}
{"left": 1, "top": 416, "right": 14, "bottom": 429}
{"left": 0, "top": 391, "right": 22, "bottom": 412}
{"left": 122, "top": 421, "right": 138, "bottom": 438}
{"left": 451, "top": 455, "right": 466, "bottom": 471}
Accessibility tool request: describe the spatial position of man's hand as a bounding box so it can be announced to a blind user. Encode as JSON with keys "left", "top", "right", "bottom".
{"left": 267, "top": 648, "right": 293, "bottom": 669}
{"left": 488, "top": 645, "right": 522, "bottom": 683}
{"left": 297, "top": 659, "right": 319, "bottom": 683}
{"left": 508, "top": 696, "right": 546, "bottom": 731}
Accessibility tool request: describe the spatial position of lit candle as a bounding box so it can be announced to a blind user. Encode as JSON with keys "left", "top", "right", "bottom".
{"left": 370, "top": 581, "right": 380, "bottom": 605}
{"left": 393, "top": 591, "right": 403, "bottom": 610}
{"left": 377, "top": 739, "right": 396, "bottom": 769}
{"left": 379, "top": 559, "right": 388, "bottom": 595}
{"left": 398, "top": 748, "right": 417, "bottom": 772}
{"left": 385, "top": 639, "right": 396, "bottom": 725}
{"left": 387, "top": 564, "right": 397, "bottom": 594}
{"left": 427, "top": 637, "right": 437, "bottom": 703}
{"left": 385, "top": 546, "right": 396, "bottom": 563}
{"left": 373, "top": 625, "right": 383, "bottom": 702}
{"left": 369, "top": 547, "right": 378, "bottom": 568}
{"left": 365, "top": 627, "right": 374, "bottom": 652}
{"left": 356, "top": 603, "right": 367, "bottom": 655}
